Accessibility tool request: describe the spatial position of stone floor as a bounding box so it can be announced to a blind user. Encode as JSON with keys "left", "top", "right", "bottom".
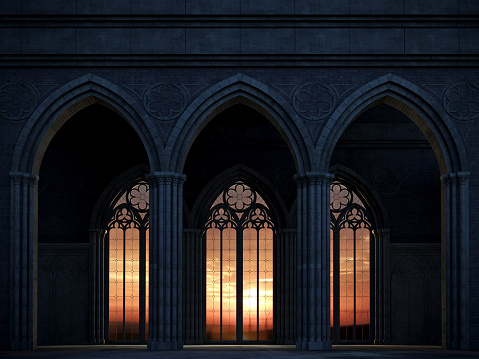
{"left": 1, "top": 345, "right": 479, "bottom": 359}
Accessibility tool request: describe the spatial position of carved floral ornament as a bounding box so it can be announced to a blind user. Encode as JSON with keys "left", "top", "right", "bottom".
{"left": 443, "top": 83, "right": 479, "bottom": 121}
{"left": 224, "top": 182, "right": 255, "bottom": 212}
{"left": 293, "top": 83, "right": 336, "bottom": 121}
{"left": 143, "top": 83, "right": 188, "bottom": 121}
{"left": 372, "top": 169, "right": 401, "bottom": 196}
{"left": 0, "top": 83, "right": 38, "bottom": 121}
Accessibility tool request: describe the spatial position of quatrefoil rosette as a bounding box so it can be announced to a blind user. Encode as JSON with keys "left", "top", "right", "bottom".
{"left": 442, "top": 83, "right": 479, "bottom": 121}
{"left": 143, "top": 83, "right": 188, "bottom": 121}
{"left": 0, "top": 83, "right": 38, "bottom": 121}
{"left": 293, "top": 83, "right": 336, "bottom": 121}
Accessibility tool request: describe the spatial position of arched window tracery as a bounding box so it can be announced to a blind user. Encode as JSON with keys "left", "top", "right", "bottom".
{"left": 108, "top": 181, "right": 149, "bottom": 342}
{"left": 205, "top": 181, "right": 274, "bottom": 342}
{"left": 330, "top": 180, "right": 372, "bottom": 343}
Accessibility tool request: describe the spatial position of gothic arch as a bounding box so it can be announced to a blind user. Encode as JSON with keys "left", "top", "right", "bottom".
{"left": 11, "top": 73, "right": 161, "bottom": 175}
{"left": 319, "top": 73, "right": 467, "bottom": 175}
{"left": 168, "top": 73, "right": 312, "bottom": 175}
{"left": 8, "top": 75, "right": 160, "bottom": 350}
{"left": 321, "top": 74, "right": 470, "bottom": 350}
{"left": 188, "top": 164, "right": 290, "bottom": 230}
{"left": 329, "top": 164, "right": 389, "bottom": 231}
{"left": 90, "top": 164, "right": 150, "bottom": 230}
{"left": 329, "top": 164, "right": 391, "bottom": 345}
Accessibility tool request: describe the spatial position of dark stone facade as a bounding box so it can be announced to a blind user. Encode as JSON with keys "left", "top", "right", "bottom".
{"left": 0, "top": 1, "right": 477, "bottom": 351}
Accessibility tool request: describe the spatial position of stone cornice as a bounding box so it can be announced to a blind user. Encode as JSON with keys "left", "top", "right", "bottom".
{"left": 1, "top": 54, "right": 478, "bottom": 68}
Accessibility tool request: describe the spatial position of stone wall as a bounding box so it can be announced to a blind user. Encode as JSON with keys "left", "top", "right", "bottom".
{"left": 0, "top": 0, "right": 477, "bottom": 351}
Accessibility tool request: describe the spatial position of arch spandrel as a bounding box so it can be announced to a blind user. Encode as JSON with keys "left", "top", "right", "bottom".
{"left": 167, "top": 73, "right": 313, "bottom": 175}
{"left": 317, "top": 74, "right": 468, "bottom": 175}
{"left": 11, "top": 74, "right": 162, "bottom": 175}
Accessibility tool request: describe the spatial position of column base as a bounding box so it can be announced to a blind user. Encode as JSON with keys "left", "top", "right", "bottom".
{"left": 147, "top": 340, "right": 183, "bottom": 351}
{"left": 296, "top": 340, "right": 332, "bottom": 350}
{"left": 11, "top": 340, "right": 34, "bottom": 351}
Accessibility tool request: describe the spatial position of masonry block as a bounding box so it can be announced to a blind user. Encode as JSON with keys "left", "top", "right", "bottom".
{"left": 459, "top": 0, "right": 479, "bottom": 14}
{"left": 295, "top": 28, "right": 349, "bottom": 54}
{"left": 186, "top": 0, "right": 240, "bottom": 14}
{"left": 295, "top": 0, "right": 350, "bottom": 15}
{"left": 241, "top": 28, "right": 294, "bottom": 54}
{"left": 186, "top": 28, "right": 241, "bottom": 54}
{"left": 350, "top": 29, "right": 404, "bottom": 54}
{"left": 131, "top": 29, "right": 186, "bottom": 54}
{"left": 135, "top": 0, "right": 186, "bottom": 15}
{"left": 0, "top": 29, "right": 21, "bottom": 54}
{"left": 241, "top": 0, "right": 294, "bottom": 15}
{"left": 405, "top": 0, "right": 458, "bottom": 14}
{"left": 350, "top": 0, "right": 404, "bottom": 14}
{"left": 21, "top": 28, "right": 75, "bottom": 54}
{"left": 77, "top": 0, "right": 130, "bottom": 14}
{"left": 21, "top": 0, "right": 76, "bottom": 14}
{"left": 0, "top": 2, "right": 21, "bottom": 14}
{"left": 460, "top": 29, "right": 479, "bottom": 54}
{"left": 76, "top": 28, "right": 131, "bottom": 54}
{"left": 405, "top": 29, "right": 460, "bottom": 54}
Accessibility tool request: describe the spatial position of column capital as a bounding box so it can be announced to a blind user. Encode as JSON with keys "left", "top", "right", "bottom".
{"left": 372, "top": 228, "right": 390, "bottom": 236}
{"left": 146, "top": 172, "right": 186, "bottom": 185}
{"left": 294, "top": 172, "right": 334, "bottom": 186}
{"left": 183, "top": 228, "right": 204, "bottom": 235}
{"left": 9, "top": 172, "right": 39, "bottom": 185}
{"left": 441, "top": 172, "right": 470, "bottom": 187}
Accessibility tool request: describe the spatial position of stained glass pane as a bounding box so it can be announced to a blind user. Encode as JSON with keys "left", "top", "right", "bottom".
{"left": 145, "top": 228, "right": 149, "bottom": 341}
{"left": 222, "top": 227, "right": 237, "bottom": 340}
{"left": 108, "top": 181, "right": 149, "bottom": 342}
{"left": 243, "top": 226, "right": 258, "bottom": 340}
{"left": 109, "top": 227, "right": 123, "bottom": 341}
{"left": 205, "top": 181, "right": 273, "bottom": 342}
{"left": 257, "top": 227, "right": 273, "bottom": 340}
{"left": 355, "top": 226, "right": 370, "bottom": 340}
{"left": 206, "top": 226, "right": 222, "bottom": 340}
{"left": 330, "top": 181, "right": 371, "bottom": 342}
{"left": 330, "top": 228, "right": 334, "bottom": 340}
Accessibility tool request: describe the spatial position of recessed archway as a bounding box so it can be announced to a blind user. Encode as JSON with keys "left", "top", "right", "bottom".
{"left": 321, "top": 74, "right": 469, "bottom": 350}
{"left": 169, "top": 74, "right": 312, "bottom": 175}
{"left": 180, "top": 96, "right": 299, "bottom": 345}
{"left": 10, "top": 75, "right": 158, "bottom": 349}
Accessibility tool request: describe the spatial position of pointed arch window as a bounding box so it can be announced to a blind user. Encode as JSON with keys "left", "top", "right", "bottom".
{"left": 205, "top": 181, "right": 274, "bottom": 342}
{"left": 330, "top": 181, "right": 371, "bottom": 342}
{"left": 108, "top": 181, "right": 149, "bottom": 342}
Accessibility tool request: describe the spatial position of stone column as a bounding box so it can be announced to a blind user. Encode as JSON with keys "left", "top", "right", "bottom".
{"left": 276, "top": 229, "right": 296, "bottom": 344}
{"left": 373, "top": 228, "right": 390, "bottom": 345}
{"left": 9, "top": 172, "right": 38, "bottom": 350}
{"left": 146, "top": 172, "right": 186, "bottom": 350}
{"left": 295, "top": 172, "right": 334, "bottom": 350}
{"left": 90, "top": 229, "right": 106, "bottom": 344}
{"left": 442, "top": 172, "right": 470, "bottom": 350}
{"left": 183, "top": 229, "right": 204, "bottom": 344}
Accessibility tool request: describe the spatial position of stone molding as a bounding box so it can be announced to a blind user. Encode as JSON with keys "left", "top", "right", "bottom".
{"left": 294, "top": 171, "right": 334, "bottom": 350}
{"left": 145, "top": 172, "right": 185, "bottom": 350}
{"left": 440, "top": 171, "right": 470, "bottom": 350}
{"left": 9, "top": 172, "right": 38, "bottom": 350}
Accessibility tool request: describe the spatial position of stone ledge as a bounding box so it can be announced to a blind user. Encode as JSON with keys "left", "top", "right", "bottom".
{"left": 1, "top": 54, "right": 478, "bottom": 67}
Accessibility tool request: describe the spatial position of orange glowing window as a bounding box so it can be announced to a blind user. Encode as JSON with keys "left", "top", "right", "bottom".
{"left": 205, "top": 181, "right": 274, "bottom": 342}
{"left": 330, "top": 181, "right": 371, "bottom": 342}
{"left": 108, "top": 181, "right": 149, "bottom": 342}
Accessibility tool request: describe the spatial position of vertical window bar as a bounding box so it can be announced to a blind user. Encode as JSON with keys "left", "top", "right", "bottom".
{"left": 257, "top": 228, "right": 260, "bottom": 341}
{"left": 353, "top": 228, "right": 357, "bottom": 341}
{"left": 122, "top": 227, "right": 126, "bottom": 341}
{"left": 220, "top": 229, "right": 223, "bottom": 341}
